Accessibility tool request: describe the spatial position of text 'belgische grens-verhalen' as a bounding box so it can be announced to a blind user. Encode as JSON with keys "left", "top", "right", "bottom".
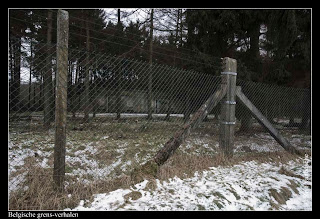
{"left": 8, "top": 211, "right": 78, "bottom": 219}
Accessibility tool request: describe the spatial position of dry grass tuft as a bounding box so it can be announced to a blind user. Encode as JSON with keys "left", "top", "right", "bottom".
{"left": 269, "top": 186, "right": 293, "bottom": 206}
{"left": 130, "top": 160, "right": 159, "bottom": 184}
{"left": 9, "top": 165, "right": 134, "bottom": 210}
{"left": 278, "top": 166, "right": 305, "bottom": 180}
{"left": 124, "top": 191, "right": 142, "bottom": 201}
{"left": 9, "top": 166, "right": 79, "bottom": 210}
{"left": 158, "top": 149, "right": 309, "bottom": 181}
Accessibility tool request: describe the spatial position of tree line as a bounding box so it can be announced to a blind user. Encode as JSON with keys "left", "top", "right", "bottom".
{"left": 9, "top": 9, "right": 311, "bottom": 125}
{"left": 9, "top": 9, "right": 311, "bottom": 83}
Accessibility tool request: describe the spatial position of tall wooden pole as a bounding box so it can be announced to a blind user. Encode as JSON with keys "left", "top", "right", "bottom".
{"left": 219, "top": 57, "right": 237, "bottom": 157}
{"left": 54, "top": 9, "right": 69, "bottom": 190}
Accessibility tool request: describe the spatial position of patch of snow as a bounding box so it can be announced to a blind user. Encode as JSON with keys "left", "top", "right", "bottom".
{"left": 68, "top": 157, "right": 311, "bottom": 211}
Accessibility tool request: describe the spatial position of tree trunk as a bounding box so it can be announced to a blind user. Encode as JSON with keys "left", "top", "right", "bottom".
{"left": 166, "top": 9, "right": 181, "bottom": 120}
{"left": 115, "top": 9, "right": 122, "bottom": 120}
{"left": 249, "top": 22, "right": 260, "bottom": 58}
{"left": 186, "top": 9, "right": 195, "bottom": 50}
{"left": 179, "top": 9, "right": 183, "bottom": 47}
{"left": 118, "top": 9, "right": 121, "bottom": 23}
{"left": 239, "top": 110, "right": 252, "bottom": 132}
{"left": 300, "top": 91, "right": 311, "bottom": 132}
{"left": 184, "top": 92, "right": 191, "bottom": 123}
{"left": 12, "top": 37, "right": 21, "bottom": 112}
{"left": 28, "top": 39, "right": 33, "bottom": 110}
{"left": 115, "top": 57, "right": 122, "bottom": 120}
{"left": 147, "top": 9, "right": 154, "bottom": 120}
{"left": 83, "top": 15, "right": 91, "bottom": 123}
{"left": 72, "top": 61, "right": 80, "bottom": 118}
{"left": 44, "top": 10, "right": 54, "bottom": 128}
{"left": 248, "top": 22, "right": 261, "bottom": 76}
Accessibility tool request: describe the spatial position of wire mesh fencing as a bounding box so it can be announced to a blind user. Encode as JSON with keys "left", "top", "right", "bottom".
{"left": 9, "top": 40, "right": 223, "bottom": 124}
{"left": 8, "top": 11, "right": 311, "bottom": 210}
{"left": 8, "top": 34, "right": 225, "bottom": 209}
{"left": 236, "top": 79, "right": 311, "bottom": 133}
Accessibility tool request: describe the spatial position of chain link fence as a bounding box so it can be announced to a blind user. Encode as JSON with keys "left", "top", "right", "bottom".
{"left": 9, "top": 34, "right": 225, "bottom": 209}
{"left": 236, "top": 79, "right": 311, "bottom": 132}
{"left": 9, "top": 36, "right": 223, "bottom": 124}
{"left": 8, "top": 12, "right": 311, "bottom": 209}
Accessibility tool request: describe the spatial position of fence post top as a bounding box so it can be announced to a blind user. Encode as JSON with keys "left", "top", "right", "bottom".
{"left": 222, "top": 57, "right": 237, "bottom": 62}
{"left": 221, "top": 57, "right": 237, "bottom": 75}
{"left": 58, "top": 9, "right": 69, "bottom": 18}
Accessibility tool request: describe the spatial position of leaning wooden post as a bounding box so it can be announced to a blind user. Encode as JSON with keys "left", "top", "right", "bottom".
{"left": 219, "top": 57, "right": 237, "bottom": 157}
{"left": 153, "top": 86, "right": 227, "bottom": 166}
{"left": 235, "top": 86, "right": 301, "bottom": 155}
{"left": 54, "top": 9, "right": 69, "bottom": 190}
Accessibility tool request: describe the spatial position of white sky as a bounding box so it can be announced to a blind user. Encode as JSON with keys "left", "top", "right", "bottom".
{"left": 103, "top": 8, "right": 182, "bottom": 39}
{"left": 103, "top": 8, "right": 149, "bottom": 26}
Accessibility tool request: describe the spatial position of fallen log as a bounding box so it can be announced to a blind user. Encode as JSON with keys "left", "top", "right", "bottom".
{"left": 153, "top": 86, "right": 227, "bottom": 166}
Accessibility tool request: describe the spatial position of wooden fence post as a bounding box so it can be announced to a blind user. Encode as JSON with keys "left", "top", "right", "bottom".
{"left": 219, "top": 57, "right": 237, "bottom": 157}
{"left": 54, "top": 9, "right": 69, "bottom": 189}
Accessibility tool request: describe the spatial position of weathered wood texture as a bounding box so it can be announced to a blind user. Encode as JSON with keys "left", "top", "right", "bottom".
{"left": 236, "top": 86, "right": 299, "bottom": 154}
{"left": 54, "top": 9, "right": 69, "bottom": 189}
{"left": 154, "top": 86, "right": 227, "bottom": 166}
{"left": 219, "top": 57, "right": 237, "bottom": 157}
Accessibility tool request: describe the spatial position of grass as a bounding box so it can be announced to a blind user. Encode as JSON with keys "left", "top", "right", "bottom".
{"left": 8, "top": 117, "right": 311, "bottom": 210}
{"left": 278, "top": 166, "right": 306, "bottom": 180}
{"left": 124, "top": 191, "right": 142, "bottom": 201}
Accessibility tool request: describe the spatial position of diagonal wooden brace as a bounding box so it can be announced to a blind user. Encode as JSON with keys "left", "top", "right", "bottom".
{"left": 153, "top": 86, "right": 227, "bottom": 166}
{"left": 236, "top": 86, "right": 300, "bottom": 154}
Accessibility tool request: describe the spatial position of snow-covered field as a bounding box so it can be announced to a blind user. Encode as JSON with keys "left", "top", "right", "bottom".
{"left": 68, "top": 155, "right": 311, "bottom": 211}
{"left": 8, "top": 118, "right": 311, "bottom": 210}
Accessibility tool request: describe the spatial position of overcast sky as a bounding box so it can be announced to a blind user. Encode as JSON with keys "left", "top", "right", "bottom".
{"left": 102, "top": 8, "right": 181, "bottom": 38}
{"left": 103, "top": 8, "right": 149, "bottom": 26}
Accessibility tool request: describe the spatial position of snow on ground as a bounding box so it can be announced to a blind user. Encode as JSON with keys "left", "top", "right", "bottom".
{"left": 9, "top": 119, "right": 311, "bottom": 210}
{"left": 8, "top": 127, "right": 311, "bottom": 193}
{"left": 67, "top": 155, "right": 311, "bottom": 211}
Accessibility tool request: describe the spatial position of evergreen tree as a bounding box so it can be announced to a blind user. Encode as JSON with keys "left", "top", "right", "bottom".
{"left": 263, "top": 9, "right": 310, "bottom": 87}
